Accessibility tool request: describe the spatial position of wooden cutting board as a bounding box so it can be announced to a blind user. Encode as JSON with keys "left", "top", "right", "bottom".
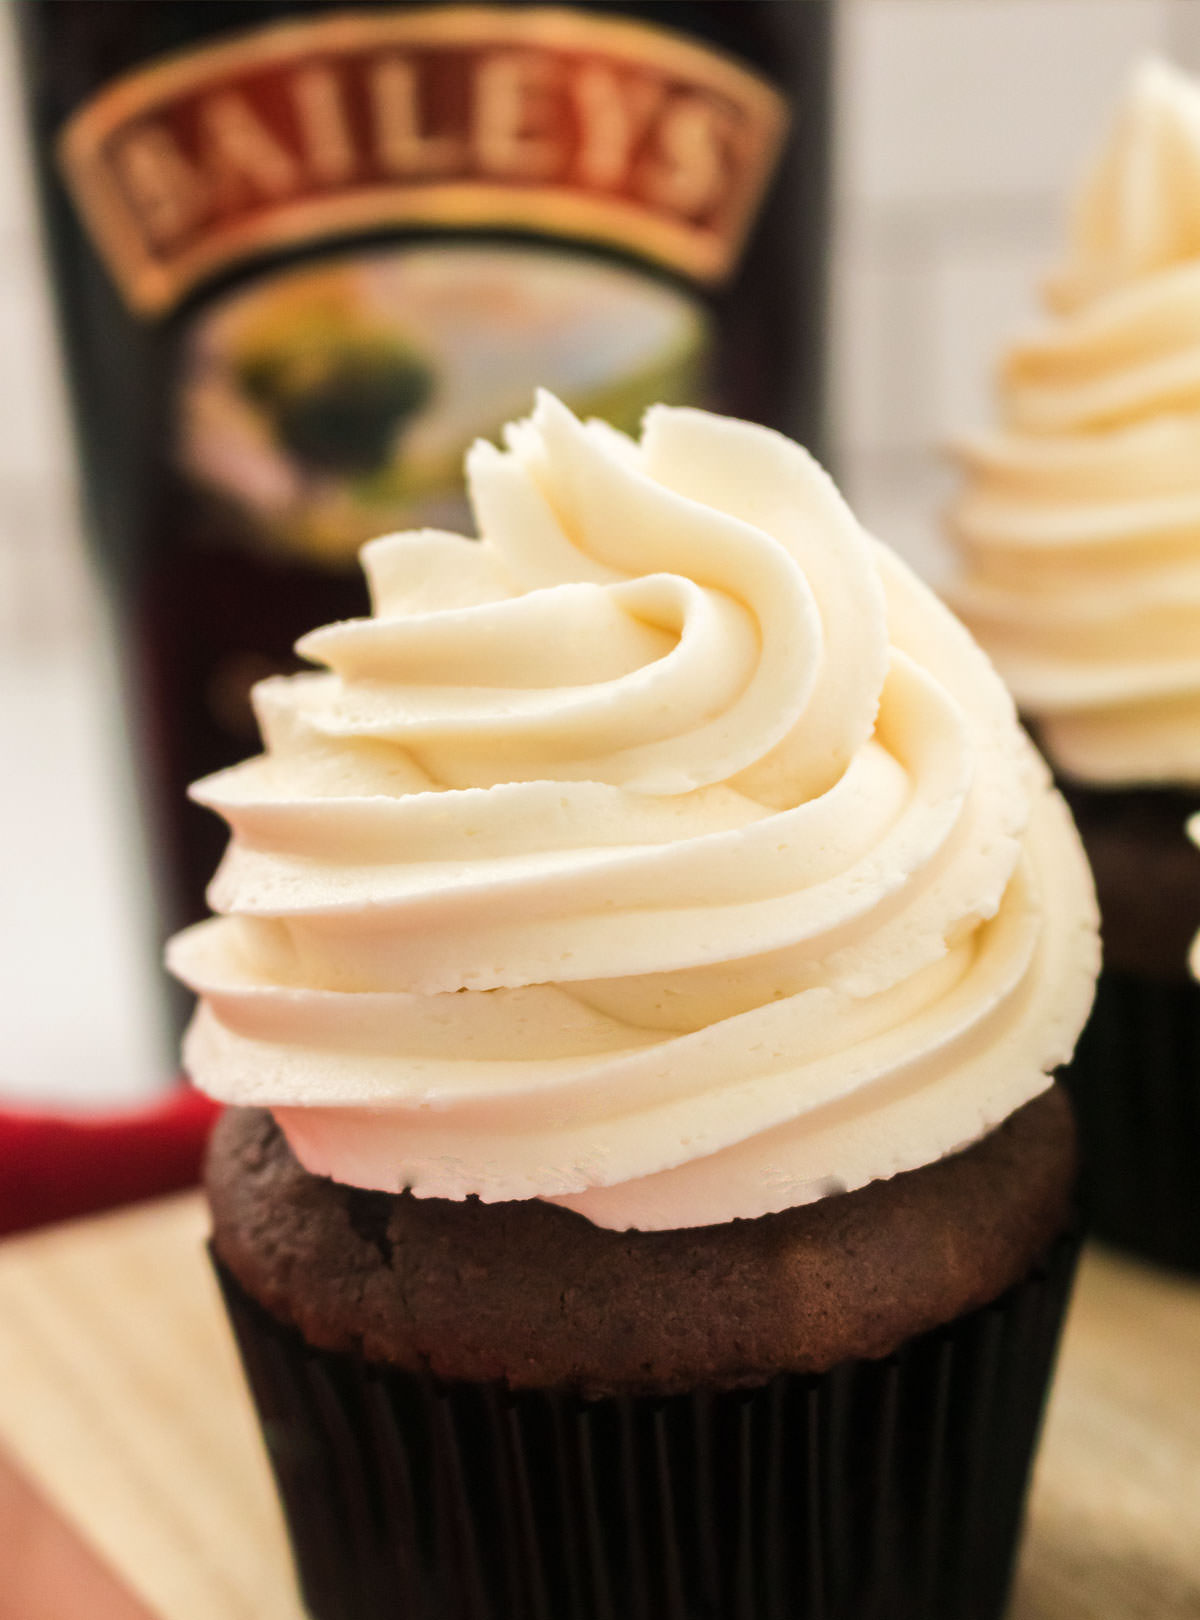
{"left": 0, "top": 1193, "right": 1196, "bottom": 1620}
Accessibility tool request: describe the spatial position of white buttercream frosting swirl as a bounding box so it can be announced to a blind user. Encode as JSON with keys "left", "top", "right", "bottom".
{"left": 170, "top": 393, "right": 1098, "bottom": 1230}
{"left": 949, "top": 58, "right": 1200, "bottom": 786}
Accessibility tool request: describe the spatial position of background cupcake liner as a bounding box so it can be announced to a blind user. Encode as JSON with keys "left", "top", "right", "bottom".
{"left": 1065, "top": 970, "right": 1200, "bottom": 1273}
{"left": 215, "top": 1229, "right": 1078, "bottom": 1620}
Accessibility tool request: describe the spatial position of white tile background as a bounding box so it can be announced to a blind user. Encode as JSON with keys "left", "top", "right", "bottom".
{"left": 0, "top": 12, "right": 170, "bottom": 1106}
{"left": 1, "top": 0, "right": 1197, "bottom": 1104}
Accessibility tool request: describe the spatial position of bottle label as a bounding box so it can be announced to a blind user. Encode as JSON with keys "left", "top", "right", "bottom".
{"left": 58, "top": 6, "right": 788, "bottom": 317}
{"left": 179, "top": 238, "right": 710, "bottom": 562}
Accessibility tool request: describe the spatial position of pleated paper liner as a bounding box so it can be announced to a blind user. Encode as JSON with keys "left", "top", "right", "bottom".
{"left": 1064, "top": 969, "right": 1200, "bottom": 1273}
{"left": 215, "top": 1228, "right": 1078, "bottom": 1620}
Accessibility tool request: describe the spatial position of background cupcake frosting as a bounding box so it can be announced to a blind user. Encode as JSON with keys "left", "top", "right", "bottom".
{"left": 170, "top": 394, "right": 1098, "bottom": 1231}
{"left": 949, "top": 58, "right": 1200, "bottom": 787}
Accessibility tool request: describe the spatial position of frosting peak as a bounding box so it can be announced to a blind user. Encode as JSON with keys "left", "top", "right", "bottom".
{"left": 171, "top": 395, "right": 1098, "bottom": 1229}
{"left": 949, "top": 60, "right": 1200, "bottom": 787}
{"left": 1048, "top": 57, "right": 1200, "bottom": 314}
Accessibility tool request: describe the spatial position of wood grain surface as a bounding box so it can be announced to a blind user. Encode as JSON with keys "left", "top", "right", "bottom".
{"left": 0, "top": 1193, "right": 1196, "bottom": 1620}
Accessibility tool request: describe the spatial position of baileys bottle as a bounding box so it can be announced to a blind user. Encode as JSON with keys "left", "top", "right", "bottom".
{"left": 16, "top": 0, "right": 833, "bottom": 1015}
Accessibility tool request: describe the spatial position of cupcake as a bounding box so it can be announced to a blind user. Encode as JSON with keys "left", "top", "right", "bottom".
{"left": 947, "top": 58, "right": 1200, "bottom": 1271}
{"left": 170, "top": 394, "right": 1098, "bottom": 1620}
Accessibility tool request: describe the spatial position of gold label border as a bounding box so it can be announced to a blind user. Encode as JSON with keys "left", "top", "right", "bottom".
{"left": 58, "top": 6, "right": 789, "bottom": 316}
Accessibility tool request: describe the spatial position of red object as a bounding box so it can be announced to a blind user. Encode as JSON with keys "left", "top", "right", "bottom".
{"left": 0, "top": 1086, "right": 221, "bottom": 1239}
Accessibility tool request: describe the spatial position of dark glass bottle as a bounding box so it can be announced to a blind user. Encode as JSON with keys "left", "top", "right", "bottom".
{"left": 16, "top": 0, "right": 833, "bottom": 1018}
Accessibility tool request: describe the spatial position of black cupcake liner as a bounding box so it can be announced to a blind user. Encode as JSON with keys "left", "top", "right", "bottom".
{"left": 1064, "top": 968, "right": 1200, "bottom": 1272}
{"left": 215, "top": 1229, "right": 1078, "bottom": 1620}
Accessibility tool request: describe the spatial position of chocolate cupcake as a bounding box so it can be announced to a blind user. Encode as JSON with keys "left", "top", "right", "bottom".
{"left": 171, "top": 395, "right": 1098, "bottom": 1619}
{"left": 947, "top": 59, "right": 1200, "bottom": 1271}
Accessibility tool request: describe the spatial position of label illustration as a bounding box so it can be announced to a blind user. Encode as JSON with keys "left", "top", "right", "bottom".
{"left": 179, "top": 241, "right": 710, "bottom": 561}
{"left": 58, "top": 6, "right": 788, "bottom": 315}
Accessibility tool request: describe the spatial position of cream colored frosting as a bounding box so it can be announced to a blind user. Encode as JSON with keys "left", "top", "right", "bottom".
{"left": 169, "top": 393, "right": 1098, "bottom": 1230}
{"left": 949, "top": 57, "right": 1200, "bottom": 786}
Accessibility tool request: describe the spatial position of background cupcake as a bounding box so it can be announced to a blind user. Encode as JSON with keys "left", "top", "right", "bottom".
{"left": 948, "top": 58, "right": 1200, "bottom": 1272}
{"left": 173, "top": 395, "right": 1098, "bottom": 1620}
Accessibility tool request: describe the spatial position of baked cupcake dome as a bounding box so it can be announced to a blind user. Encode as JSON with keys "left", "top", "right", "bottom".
{"left": 208, "top": 1086, "right": 1076, "bottom": 1397}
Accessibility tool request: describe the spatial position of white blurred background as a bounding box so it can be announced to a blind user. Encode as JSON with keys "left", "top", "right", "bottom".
{"left": 3, "top": 0, "right": 1200, "bottom": 1107}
